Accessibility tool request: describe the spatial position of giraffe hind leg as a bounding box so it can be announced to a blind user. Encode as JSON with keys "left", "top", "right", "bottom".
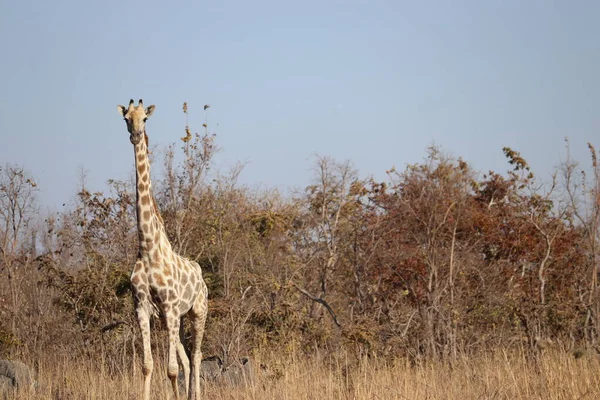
{"left": 177, "top": 320, "right": 190, "bottom": 398}
{"left": 189, "top": 292, "right": 208, "bottom": 400}
{"left": 166, "top": 312, "right": 183, "bottom": 399}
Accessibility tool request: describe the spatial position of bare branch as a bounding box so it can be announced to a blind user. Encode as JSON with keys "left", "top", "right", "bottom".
{"left": 293, "top": 283, "right": 342, "bottom": 328}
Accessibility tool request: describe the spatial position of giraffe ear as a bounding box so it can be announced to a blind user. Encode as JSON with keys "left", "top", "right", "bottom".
{"left": 117, "top": 105, "right": 126, "bottom": 116}
{"left": 145, "top": 105, "right": 155, "bottom": 117}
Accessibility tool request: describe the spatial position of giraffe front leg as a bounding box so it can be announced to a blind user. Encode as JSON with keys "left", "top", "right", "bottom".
{"left": 136, "top": 306, "right": 153, "bottom": 400}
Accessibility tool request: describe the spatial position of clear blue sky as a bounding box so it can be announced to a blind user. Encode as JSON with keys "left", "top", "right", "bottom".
{"left": 1, "top": 1, "right": 599, "bottom": 210}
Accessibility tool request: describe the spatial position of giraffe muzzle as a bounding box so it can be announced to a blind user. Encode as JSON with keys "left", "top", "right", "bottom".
{"left": 130, "top": 131, "right": 143, "bottom": 144}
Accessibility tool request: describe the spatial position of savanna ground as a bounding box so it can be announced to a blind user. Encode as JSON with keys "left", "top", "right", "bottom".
{"left": 7, "top": 348, "right": 600, "bottom": 400}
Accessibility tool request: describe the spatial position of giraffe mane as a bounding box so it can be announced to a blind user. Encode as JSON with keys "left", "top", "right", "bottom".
{"left": 143, "top": 131, "right": 164, "bottom": 225}
{"left": 152, "top": 196, "right": 164, "bottom": 224}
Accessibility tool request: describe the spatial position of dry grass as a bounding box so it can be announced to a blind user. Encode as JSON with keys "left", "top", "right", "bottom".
{"left": 8, "top": 349, "right": 600, "bottom": 399}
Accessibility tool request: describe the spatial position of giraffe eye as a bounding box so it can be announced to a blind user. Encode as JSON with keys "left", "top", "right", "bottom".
{"left": 143, "top": 118, "right": 148, "bottom": 122}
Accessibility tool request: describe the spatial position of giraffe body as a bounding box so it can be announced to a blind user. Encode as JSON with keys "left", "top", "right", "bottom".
{"left": 118, "top": 99, "right": 208, "bottom": 400}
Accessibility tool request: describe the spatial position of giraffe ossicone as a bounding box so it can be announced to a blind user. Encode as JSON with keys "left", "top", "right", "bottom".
{"left": 117, "top": 99, "right": 208, "bottom": 400}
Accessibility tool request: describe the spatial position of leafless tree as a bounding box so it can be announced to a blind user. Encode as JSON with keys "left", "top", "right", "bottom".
{"left": 0, "top": 164, "right": 38, "bottom": 334}
{"left": 562, "top": 140, "right": 600, "bottom": 344}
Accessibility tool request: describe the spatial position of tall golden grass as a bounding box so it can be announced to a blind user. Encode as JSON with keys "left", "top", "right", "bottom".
{"left": 8, "top": 348, "right": 600, "bottom": 399}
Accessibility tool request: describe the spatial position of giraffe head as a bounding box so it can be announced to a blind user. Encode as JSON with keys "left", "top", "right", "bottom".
{"left": 117, "top": 99, "right": 155, "bottom": 145}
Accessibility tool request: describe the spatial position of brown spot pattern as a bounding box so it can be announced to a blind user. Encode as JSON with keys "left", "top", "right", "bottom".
{"left": 153, "top": 273, "right": 165, "bottom": 286}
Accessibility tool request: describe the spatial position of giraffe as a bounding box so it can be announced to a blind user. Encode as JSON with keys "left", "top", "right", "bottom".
{"left": 117, "top": 99, "right": 208, "bottom": 400}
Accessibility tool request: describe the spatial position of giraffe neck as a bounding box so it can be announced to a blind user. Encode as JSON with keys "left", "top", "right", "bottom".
{"left": 134, "top": 132, "right": 167, "bottom": 255}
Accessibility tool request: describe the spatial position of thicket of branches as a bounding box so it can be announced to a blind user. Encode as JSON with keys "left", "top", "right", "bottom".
{"left": 1, "top": 108, "right": 599, "bottom": 366}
